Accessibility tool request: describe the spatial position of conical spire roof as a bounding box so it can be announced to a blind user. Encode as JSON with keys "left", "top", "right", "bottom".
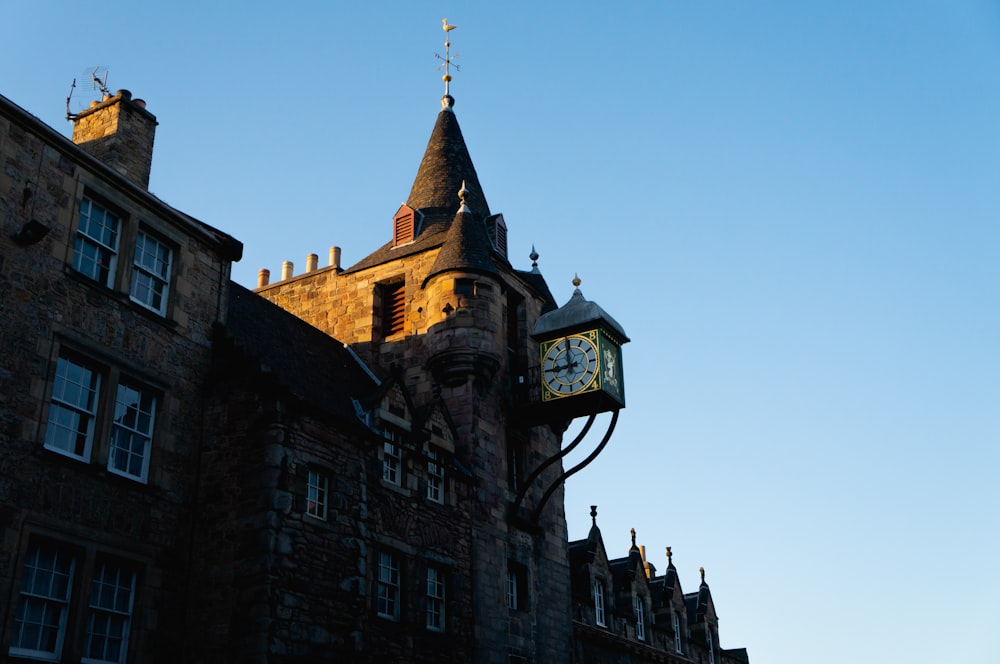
{"left": 423, "top": 182, "right": 500, "bottom": 284}
{"left": 407, "top": 96, "right": 490, "bottom": 222}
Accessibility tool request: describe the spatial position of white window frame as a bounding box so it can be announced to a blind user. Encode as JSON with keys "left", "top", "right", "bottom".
{"left": 505, "top": 568, "right": 518, "bottom": 610}
{"left": 44, "top": 354, "right": 102, "bottom": 462}
{"left": 82, "top": 559, "right": 136, "bottom": 664}
{"left": 382, "top": 429, "right": 401, "bottom": 486}
{"left": 425, "top": 567, "right": 445, "bottom": 632}
{"left": 673, "top": 611, "right": 683, "bottom": 653}
{"left": 73, "top": 196, "right": 120, "bottom": 288}
{"left": 129, "top": 230, "right": 172, "bottom": 315}
{"left": 593, "top": 579, "right": 606, "bottom": 627}
{"left": 635, "top": 595, "right": 646, "bottom": 641}
{"left": 107, "top": 380, "right": 156, "bottom": 483}
{"left": 707, "top": 628, "right": 716, "bottom": 664}
{"left": 376, "top": 552, "right": 400, "bottom": 620}
{"left": 306, "top": 470, "right": 328, "bottom": 520}
{"left": 9, "top": 541, "right": 76, "bottom": 661}
{"left": 426, "top": 450, "right": 444, "bottom": 503}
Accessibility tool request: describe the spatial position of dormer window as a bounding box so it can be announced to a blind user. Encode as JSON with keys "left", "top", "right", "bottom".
{"left": 485, "top": 213, "right": 507, "bottom": 257}
{"left": 593, "top": 579, "right": 606, "bottom": 627}
{"left": 634, "top": 595, "right": 646, "bottom": 641}
{"left": 673, "top": 611, "right": 684, "bottom": 653}
{"left": 392, "top": 205, "right": 418, "bottom": 246}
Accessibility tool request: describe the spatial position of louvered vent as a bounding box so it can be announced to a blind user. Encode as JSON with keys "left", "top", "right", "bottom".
{"left": 382, "top": 282, "right": 406, "bottom": 335}
{"left": 486, "top": 213, "right": 507, "bottom": 257}
{"left": 393, "top": 206, "right": 416, "bottom": 246}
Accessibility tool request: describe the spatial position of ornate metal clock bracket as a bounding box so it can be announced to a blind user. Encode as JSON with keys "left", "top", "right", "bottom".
{"left": 508, "top": 409, "right": 620, "bottom": 528}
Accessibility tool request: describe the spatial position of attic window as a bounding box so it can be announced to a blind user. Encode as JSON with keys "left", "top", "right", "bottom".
{"left": 393, "top": 206, "right": 416, "bottom": 246}
{"left": 486, "top": 214, "right": 507, "bottom": 257}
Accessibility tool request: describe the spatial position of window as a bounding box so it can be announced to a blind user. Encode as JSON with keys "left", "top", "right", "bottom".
{"left": 45, "top": 354, "right": 101, "bottom": 461}
{"left": 707, "top": 629, "right": 715, "bottom": 664}
{"left": 43, "top": 350, "right": 159, "bottom": 483}
{"left": 9, "top": 541, "right": 75, "bottom": 660}
{"left": 382, "top": 429, "right": 401, "bottom": 486}
{"left": 380, "top": 282, "right": 405, "bottom": 336}
{"left": 505, "top": 568, "right": 518, "bottom": 610}
{"left": 426, "top": 567, "right": 445, "bottom": 632}
{"left": 83, "top": 559, "right": 136, "bottom": 663}
{"left": 506, "top": 562, "right": 527, "bottom": 612}
{"left": 593, "top": 579, "right": 606, "bottom": 627}
{"left": 454, "top": 278, "right": 492, "bottom": 297}
{"left": 9, "top": 540, "right": 137, "bottom": 664}
{"left": 306, "top": 471, "right": 328, "bottom": 520}
{"left": 73, "top": 197, "right": 120, "bottom": 287}
{"left": 107, "top": 381, "right": 156, "bottom": 482}
{"left": 426, "top": 450, "right": 444, "bottom": 503}
{"left": 129, "top": 231, "right": 172, "bottom": 314}
{"left": 376, "top": 552, "right": 400, "bottom": 620}
{"left": 634, "top": 595, "right": 646, "bottom": 641}
{"left": 672, "top": 611, "right": 683, "bottom": 653}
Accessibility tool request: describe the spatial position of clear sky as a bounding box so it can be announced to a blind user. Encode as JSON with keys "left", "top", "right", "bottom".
{"left": 4, "top": 2, "right": 998, "bottom": 662}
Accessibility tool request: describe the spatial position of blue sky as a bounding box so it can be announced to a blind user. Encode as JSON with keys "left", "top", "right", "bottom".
{"left": 4, "top": 2, "right": 998, "bottom": 662}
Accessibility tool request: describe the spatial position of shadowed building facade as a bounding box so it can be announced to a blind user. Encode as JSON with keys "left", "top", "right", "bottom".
{"left": 0, "top": 68, "right": 749, "bottom": 662}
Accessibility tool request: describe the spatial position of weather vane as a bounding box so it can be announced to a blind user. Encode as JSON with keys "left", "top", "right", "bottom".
{"left": 436, "top": 18, "right": 459, "bottom": 96}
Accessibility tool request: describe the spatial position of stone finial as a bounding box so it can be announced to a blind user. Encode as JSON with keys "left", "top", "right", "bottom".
{"left": 666, "top": 546, "right": 673, "bottom": 564}
{"left": 572, "top": 273, "right": 582, "bottom": 288}
{"left": 590, "top": 505, "right": 598, "bottom": 526}
{"left": 457, "top": 180, "right": 471, "bottom": 214}
{"left": 530, "top": 245, "right": 539, "bottom": 271}
{"left": 700, "top": 566, "right": 706, "bottom": 582}
{"left": 630, "top": 528, "right": 637, "bottom": 548}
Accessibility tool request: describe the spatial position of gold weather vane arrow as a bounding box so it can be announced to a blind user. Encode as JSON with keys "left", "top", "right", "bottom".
{"left": 435, "top": 18, "right": 459, "bottom": 96}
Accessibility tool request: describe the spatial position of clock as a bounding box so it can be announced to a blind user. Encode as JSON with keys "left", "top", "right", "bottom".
{"left": 541, "top": 333, "right": 600, "bottom": 400}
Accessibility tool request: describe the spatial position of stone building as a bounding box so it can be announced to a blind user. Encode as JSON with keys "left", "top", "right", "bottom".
{"left": 0, "top": 73, "right": 749, "bottom": 662}
{"left": 0, "top": 89, "right": 241, "bottom": 662}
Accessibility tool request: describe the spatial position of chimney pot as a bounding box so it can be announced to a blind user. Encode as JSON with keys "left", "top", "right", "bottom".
{"left": 329, "top": 246, "right": 342, "bottom": 269}
{"left": 258, "top": 268, "right": 270, "bottom": 288}
{"left": 306, "top": 253, "right": 318, "bottom": 272}
{"left": 282, "top": 261, "right": 294, "bottom": 281}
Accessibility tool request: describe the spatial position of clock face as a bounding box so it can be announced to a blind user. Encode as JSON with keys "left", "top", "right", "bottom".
{"left": 541, "top": 334, "right": 600, "bottom": 398}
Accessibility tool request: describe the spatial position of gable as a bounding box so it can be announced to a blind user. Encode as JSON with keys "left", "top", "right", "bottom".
{"left": 376, "top": 381, "right": 413, "bottom": 432}
{"left": 421, "top": 400, "right": 456, "bottom": 454}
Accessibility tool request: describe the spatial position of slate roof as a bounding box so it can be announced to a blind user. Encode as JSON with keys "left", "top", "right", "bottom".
{"left": 407, "top": 96, "right": 490, "bottom": 221}
{"left": 344, "top": 96, "right": 495, "bottom": 275}
{"left": 219, "top": 282, "right": 379, "bottom": 424}
{"left": 424, "top": 207, "right": 501, "bottom": 285}
{"left": 532, "top": 287, "right": 630, "bottom": 342}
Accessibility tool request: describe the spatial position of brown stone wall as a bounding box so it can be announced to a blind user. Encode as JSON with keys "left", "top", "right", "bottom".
{"left": 0, "top": 102, "right": 229, "bottom": 662}
{"left": 257, "top": 254, "right": 572, "bottom": 662}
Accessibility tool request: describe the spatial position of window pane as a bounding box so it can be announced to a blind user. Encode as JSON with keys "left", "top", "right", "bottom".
{"left": 84, "top": 559, "right": 135, "bottom": 664}
{"left": 45, "top": 355, "right": 101, "bottom": 460}
{"left": 306, "top": 471, "right": 328, "bottom": 520}
{"left": 73, "top": 197, "right": 119, "bottom": 287}
{"left": 10, "top": 542, "right": 75, "bottom": 659}
{"left": 130, "top": 231, "right": 171, "bottom": 314}
{"left": 108, "top": 381, "right": 155, "bottom": 482}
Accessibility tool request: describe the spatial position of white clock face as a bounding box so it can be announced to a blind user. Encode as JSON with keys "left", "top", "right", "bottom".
{"left": 542, "top": 335, "right": 599, "bottom": 397}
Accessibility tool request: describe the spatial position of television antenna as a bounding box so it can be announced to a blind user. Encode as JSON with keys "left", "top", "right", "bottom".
{"left": 65, "top": 66, "right": 111, "bottom": 120}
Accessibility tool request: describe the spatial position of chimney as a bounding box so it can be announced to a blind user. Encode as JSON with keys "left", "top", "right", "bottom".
{"left": 258, "top": 269, "right": 270, "bottom": 288}
{"left": 282, "top": 261, "right": 294, "bottom": 281}
{"left": 306, "top": 253, "right": 318, "bottom": 272}
{"left": 71, "top": 89, "right": 158, "bottom": 189}
{"left": 329, "top": 246, "right": 342, "bottom": 270}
